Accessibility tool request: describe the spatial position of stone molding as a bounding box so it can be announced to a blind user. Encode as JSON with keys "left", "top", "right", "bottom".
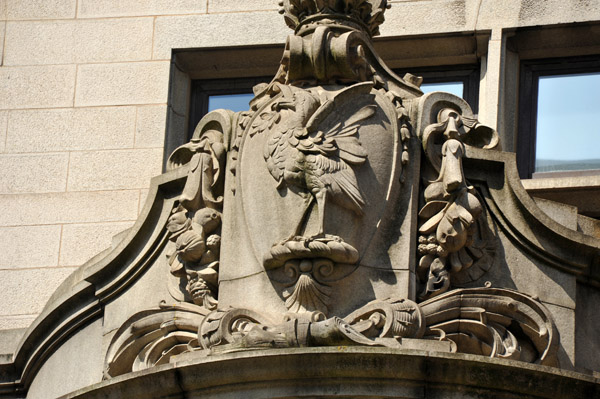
{"left": 67, "top": 348, "right": 599, "bottom": 399}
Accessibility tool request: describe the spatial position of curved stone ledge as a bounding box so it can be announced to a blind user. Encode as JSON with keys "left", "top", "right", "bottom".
{"left": 63, "top": 348, "right": 599, "bottom": 399}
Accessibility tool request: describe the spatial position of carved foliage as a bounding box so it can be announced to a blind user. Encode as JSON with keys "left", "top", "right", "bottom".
{"left": 419, "top": 288, "right": 559, "bottom": 367}
{"left": 165, "top": 110, "right": 229, "bottom": 310}
{"left": 418, "top": 105, "right": 499, "bottom": 301}
{"left": 278, "top": 0, "right": 390, "bottom": 37}
{"left": 105, "top": 288, "right": 558, "bottom": 377}
{"left": 345, "top": 297, "right": 425, "bottom": 340}
{"left": 104, "top": 301, "right": 209, "bottom": 378}
{"left": 198, "top": 298, "right": 425, "bottom": 353}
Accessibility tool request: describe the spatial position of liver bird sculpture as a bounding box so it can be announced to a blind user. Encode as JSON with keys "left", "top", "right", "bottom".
{"left": 262, "top": 82, "right": 376, "bottom": 239}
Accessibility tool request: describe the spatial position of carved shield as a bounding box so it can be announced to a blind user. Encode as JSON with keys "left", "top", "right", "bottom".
{"left": 236, "top": 83, "right": 403, "bottom": 276}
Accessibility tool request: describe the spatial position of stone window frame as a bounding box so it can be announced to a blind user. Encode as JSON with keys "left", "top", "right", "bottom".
{"left": 188, "top": 76, "right": 271, "bottom": 139}
{"left": 163, "top": 33, "right": 489, "bottom": 171}
{"left": 504, "top": 22, "right": 600, "bottom": 179}
{"left": 516, "top": 55, "right": 600, "bottom": 179}
{"left": 505, "top": 22, "right": 600, "bottom": 219}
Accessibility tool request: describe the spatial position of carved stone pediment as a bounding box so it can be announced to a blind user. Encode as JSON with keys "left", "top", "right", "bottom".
{"left": 2, "top": 1, "right": 600, "bottom": 397}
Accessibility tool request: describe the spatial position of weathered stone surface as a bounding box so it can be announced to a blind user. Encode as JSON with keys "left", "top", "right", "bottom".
{"left": 380, "top": 0, "right": 479, "bottom": 37}
{"left": 477, "top": 0, "right": 600, "bottom": 29}
{"left": 78, "top": 0, "right": 206, "bottom": 18}
{"left": 482, "top": 215, "right": 576, "bottom": 310}
{"left": 0, "top": 153, "right": 68, "bottom": 193}
{"left": 0, "top": 225, "right": 61, "bottom": 268}
{"left": 0, "top": 111, "right": 7, "bottom": 153}
{"left": 59, "top": 222, "right": 134, "bottom": 267}
{"left": 0, "top": 328, "right": 25, "bottom": 355}
{"left": 67, "top": 149, "right": 163, "bottom": 191}
{"left": 523, "top": 175, "right": 600, "bottom": 219}
{"left": 27, "top": 319, "right": 103, "bottom": 399}
{"left": 153, "top": 12, "right": 285, "bottom": 59}
{"left": 102, "top": 246, "right": 175, "bottom": 333}
{"left": 65, "top": 349, "right": 600, "bottom": 399}
{"left": 0, "top": 65, "right": 76, "bottom": 110}
{"left": 75, "top": 62, "right": 170, "bottom": 107}
{"left": 4, "top": 18, "right": 153, "bottom": 65}
{"left": 543, "top": 302, "right": 575, "bottom": 370}
{"left": 0, "top": 190, "right": 139, "bottom": 226}
{"left": 6, "top": 107, "right": 136, "bottom": 153}
{"left": 138, "top": 189, "right": 149, "bottom": 215}
{"left": 576, "top": 283, "right": 600, "bottom": 372}
{"left": 0, "top": 267, "right": 76, "bottom": 317}
{"left": 534, "top": 197, "right": 578, "bottom": 231}
{"left": 0, "top": 316, "right": 34, "bottom": 331}
{"left": 135, "top": 105, "right": 167, "bottom": 148}
{"left": 4, "top": 0, "right": 76, "bottom": 20}
{"left": 477, "top": 31, "right": 503, "bottom": 130}
{"left": 208, "top": 0, "right": 278, "bottom": 13}
{"left": 0, "top": 22, "right": 4, "bottom": 66}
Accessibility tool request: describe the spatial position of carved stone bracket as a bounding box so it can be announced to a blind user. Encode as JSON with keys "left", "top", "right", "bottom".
{"left": 164, "top": 110, "right": 230, "bottom": 310}
{"left": 416, "top": 94, "right": 500, "bottom": 301}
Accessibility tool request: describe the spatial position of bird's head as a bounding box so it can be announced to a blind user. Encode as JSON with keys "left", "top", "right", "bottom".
{"left": 193, "top": 208, "right": 222, "bottom": 233}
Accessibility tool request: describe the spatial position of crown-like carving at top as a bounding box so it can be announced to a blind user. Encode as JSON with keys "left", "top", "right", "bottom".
{"left": 278, "top": 0, "right": 390, "bottom": 36}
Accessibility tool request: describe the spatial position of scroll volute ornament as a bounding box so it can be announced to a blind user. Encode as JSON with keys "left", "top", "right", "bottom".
{"left": 283, "top": 27, "right": 374, "bottom": 84}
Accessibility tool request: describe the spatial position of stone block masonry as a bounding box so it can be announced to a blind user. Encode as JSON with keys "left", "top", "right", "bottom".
{"left": 0, "top": 0, "right": 599, "bottom": 338}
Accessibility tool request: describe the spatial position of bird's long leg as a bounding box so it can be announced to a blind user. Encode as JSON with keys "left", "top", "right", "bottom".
{"left": 315, "top": 189, "right": 327, "bottom": 237}
{"left": 284, "top": 195, "right": 314, "bottom": 242}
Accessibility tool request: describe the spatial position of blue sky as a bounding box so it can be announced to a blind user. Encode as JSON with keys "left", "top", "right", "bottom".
{"left": 536, "top": 73, "right": 600, "bottom": 162}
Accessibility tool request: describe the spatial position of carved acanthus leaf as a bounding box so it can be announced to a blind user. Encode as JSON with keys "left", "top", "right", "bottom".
{"left": 104, "top": 301, "right": 209, "bottom": 378}
{"left": 278, "top": 0, "right": 391, "bottom": 37}
{"left": 419, "top": 288, "right": 559, "bottom": 366}
{"left": 344, "top": 298, "right": 425, "bottom": 340}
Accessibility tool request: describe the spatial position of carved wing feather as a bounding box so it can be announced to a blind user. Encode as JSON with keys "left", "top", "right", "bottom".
{"left": 264, "top": 128, "right": 291, "bottom": 184}
{"left": 324, "top": 105, "right": 375, "bottom": 164}
{"left": 305, "top": 82, "right": 374, "bottom": 131}
{"left": 319, "top": 163, "right": 365, "bottom": 215}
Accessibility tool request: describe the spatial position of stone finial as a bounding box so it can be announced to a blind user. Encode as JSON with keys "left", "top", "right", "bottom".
{"left": 278, "top": 0, "right": 391, "bottom": 36}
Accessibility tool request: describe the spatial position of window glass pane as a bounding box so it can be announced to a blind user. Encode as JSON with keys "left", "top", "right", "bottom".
{"left": 207, "top": 84, "right": 466, "bottom": 114}
{"left": 535, "top": 73, "right": 600, "bottom": 173}
{"left": 421, "top": 82, "right": 464, "bottom": 98}
{"left": 208, "top": 93, "right": 254, "bottom": 113}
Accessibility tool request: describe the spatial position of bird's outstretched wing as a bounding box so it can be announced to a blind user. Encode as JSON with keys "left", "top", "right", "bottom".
{"left": 300, "top": 82, "right": 376, "bottom": 165}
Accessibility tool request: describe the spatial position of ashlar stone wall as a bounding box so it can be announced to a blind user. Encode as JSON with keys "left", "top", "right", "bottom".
{"left": 0, "top": 0, "right": 281, "bottom": 330}
{"left": 1, "top": 0, "right": 599, "bottom": 332}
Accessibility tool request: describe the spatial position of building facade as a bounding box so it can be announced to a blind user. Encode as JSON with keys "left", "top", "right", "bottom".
{"left": 0, "top": 1, "right": 599, "bottom": 397}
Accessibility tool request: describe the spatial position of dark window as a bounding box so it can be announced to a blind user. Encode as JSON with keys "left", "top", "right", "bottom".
{"left": 188, "top": 65, "right": 480, "bottom": 139}
{"left": 517, "top": 56, "right": 600, "bottom": 178}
